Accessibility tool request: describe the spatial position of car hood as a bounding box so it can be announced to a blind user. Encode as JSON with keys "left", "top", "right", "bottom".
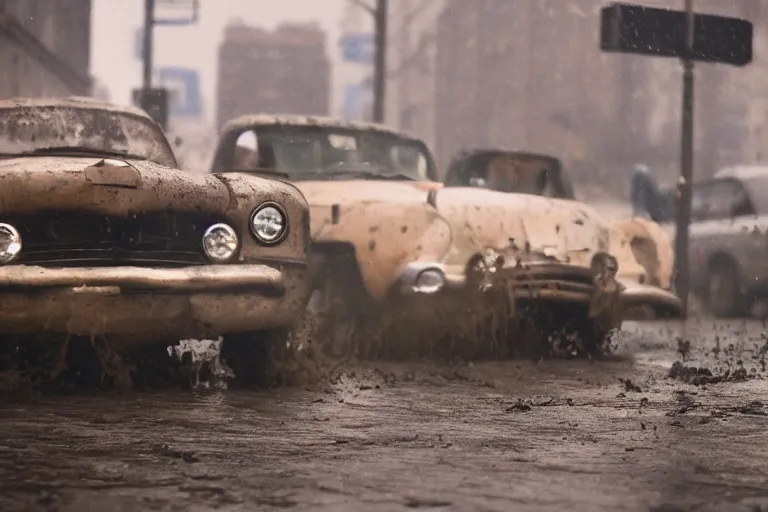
{"left": 294, "top": 180, "right": 454, "bottom": 301}
{"left": 434, "top": 187, "right": 611, "bottom": 268}
{"left": 0, "top": 156, "right": 232, "bottom": 215}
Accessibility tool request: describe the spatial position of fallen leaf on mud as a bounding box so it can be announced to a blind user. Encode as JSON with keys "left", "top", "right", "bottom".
{"left": 404, "top": 497, "right": 453, "bottom": 508}
{"left": 506, "top": 399, "right": 532, "bottom": 412}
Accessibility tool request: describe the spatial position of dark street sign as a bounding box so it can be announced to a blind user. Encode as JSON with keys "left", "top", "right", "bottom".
{"left": 600, "top": 2, "right": 753, "bottom": 66}
{"left": 132, "top": 87, "right": 169, "bottom": 130}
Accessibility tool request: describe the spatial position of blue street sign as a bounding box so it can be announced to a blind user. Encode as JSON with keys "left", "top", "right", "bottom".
{"left": 157, "top": 67, "right": 201, "bottom": 117}
{"left": 339, "top": 33, "right": 374, "bottom": 64}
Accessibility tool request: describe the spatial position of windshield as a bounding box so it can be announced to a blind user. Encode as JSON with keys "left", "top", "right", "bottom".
{"left": 445, "top": 151, "right": 573, "bottom": 198}
{"left": 0, "top": 106, "right": 178, "bottom": 168}
{"left": 225, "top": 125, "right": 434, "bottom": 181}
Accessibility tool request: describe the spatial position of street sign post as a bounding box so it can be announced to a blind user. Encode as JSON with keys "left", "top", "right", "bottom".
{"left": 600, "top": 3, "right": 752, "bottom": 65}
{"left": 132, "top": 87, "right": 169, "bottom": 130}
{"left": 599, "top": 2, "right": 753, "bottom": 316}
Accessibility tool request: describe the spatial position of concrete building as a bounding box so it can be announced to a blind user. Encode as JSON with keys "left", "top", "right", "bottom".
{"left": 0, "top": 0, "right": 92, "bottom": 99}
{"left": 386, "top": 0, "right": 767, "bottom": 191}
{"left": 216, "top": 21, "right": 331, "bottom": 129}
{"left": 385, "top": 0, "right": 445, "bottom": 152}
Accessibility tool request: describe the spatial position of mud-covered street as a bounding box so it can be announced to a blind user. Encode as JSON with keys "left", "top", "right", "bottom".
{"left": 1, "top": 319, "right": 767, "bottom": 512}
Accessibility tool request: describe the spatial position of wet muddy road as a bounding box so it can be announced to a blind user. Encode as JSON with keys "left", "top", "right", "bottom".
{"left": 2, "top": 319, "right": 768, "bottom": 512}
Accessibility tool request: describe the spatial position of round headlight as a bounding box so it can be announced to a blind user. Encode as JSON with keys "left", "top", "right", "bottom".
{"left": 0, "top": 223, "right": 22, "bottom": 264}
{"left": 202, "top": 223, "right": 238, "bottom": 263}
{"left": 250, "top": 202, "right": 287, "bottom": 245}
{"left": 412, "top": 268, "right": 445, "bottom": 294}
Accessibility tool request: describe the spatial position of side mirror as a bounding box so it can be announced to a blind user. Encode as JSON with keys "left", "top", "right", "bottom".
{"left": 174, "top": 136, "right": 183, "bottom": 148}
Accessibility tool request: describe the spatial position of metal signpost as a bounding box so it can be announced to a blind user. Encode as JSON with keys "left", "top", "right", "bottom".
{"left": 600, "top": 1, "right": 753, "bottom": 315}
{"left": 134, "top": 0, "right": 200, "bottom": 130}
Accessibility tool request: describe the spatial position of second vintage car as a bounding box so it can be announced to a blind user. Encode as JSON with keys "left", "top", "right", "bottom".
{"left": 0, "top": 98, "right": 311, "bottom": 388}
{"left": 210, "top": 115, "right": 680, "bottom": 359}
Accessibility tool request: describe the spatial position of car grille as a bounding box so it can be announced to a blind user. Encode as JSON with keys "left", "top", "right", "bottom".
{"left": 6, "top": 211, "right": 229, "bottom": 268}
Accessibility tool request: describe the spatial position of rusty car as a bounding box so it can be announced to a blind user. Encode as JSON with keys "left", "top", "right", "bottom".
{"left": 0, "top": 98, "right": 311, "bottom": 387}
{"left": 210, "top": 116, "right": 679, "bottom": 359}
{"left": 631, "top": 164, "right": 768, "bottom": 317}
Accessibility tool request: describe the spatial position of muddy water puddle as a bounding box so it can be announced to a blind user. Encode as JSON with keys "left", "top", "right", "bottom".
{"left": 2, "top": 320, "right": 768, "bottom": 511}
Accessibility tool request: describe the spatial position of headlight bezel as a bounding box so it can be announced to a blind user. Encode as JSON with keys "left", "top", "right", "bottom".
{"left": 201, "top": 222, "right": 239, "bottom": 263}
{"left": 0, "top": 223, "right": 22, "bottom": 265}
{"left": 249, "top": 201, "right": 289, "bottom": 246}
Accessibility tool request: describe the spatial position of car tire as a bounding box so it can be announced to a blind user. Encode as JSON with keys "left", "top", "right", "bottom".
{"left": 707, "top": 259, "right": 744, "bottom": 318}
{"left": 220, "top": 328, "right": 289, "bottom": 389}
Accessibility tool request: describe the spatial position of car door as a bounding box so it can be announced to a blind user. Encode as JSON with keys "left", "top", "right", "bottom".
{"left": 688, "top": 178, "right": 760, "bottom": 288}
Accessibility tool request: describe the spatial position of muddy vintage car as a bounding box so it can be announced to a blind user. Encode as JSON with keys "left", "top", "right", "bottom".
{"left": 210, "top": 116, "right": 680, "bottom": 358}
{"left": 445, "top": 150, "right": 682, "bottom": 318}
{"left": 0, "top": 98, "right": 311, "bottom": 386}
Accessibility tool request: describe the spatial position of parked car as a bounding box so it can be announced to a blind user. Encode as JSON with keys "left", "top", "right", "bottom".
{"left": 0, "top": 98, "right": 311, "bottom": 387}
{"left": 211, "top": 116, "right": 680, "bottom": 359}
{"left": 631, "top": 164, "right": 768, "bottom": 317}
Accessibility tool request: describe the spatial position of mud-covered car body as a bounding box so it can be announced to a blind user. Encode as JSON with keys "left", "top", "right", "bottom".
{"left": 0, "top": 98, "right": 311, "bottom": 350}
{"left": 212, "top": 117, "right": 676, "bottom": 357}
{"left": 445, "top": 150, "right": 682, "bottom": 318}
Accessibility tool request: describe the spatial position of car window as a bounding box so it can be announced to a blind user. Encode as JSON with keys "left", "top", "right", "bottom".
{"left": 225, "top": 125, "right": 433, "bottom": 181}
{"left": 0, "top": 105, "right": 177, "bottom": 167}
{"left": 690, "top": 184, "right": 712, "bottom": 222}
{"left": 692, "top": 179, "right": 754, "bottom": 221}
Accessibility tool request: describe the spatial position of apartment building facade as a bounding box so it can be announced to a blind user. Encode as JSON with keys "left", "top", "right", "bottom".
{"left": 0, "top": 0, "right": 92, "bottom": 99}
{"left": 216, "top": 22, "right": 331, "bottom": 129}
{"left": 386, "top": 0, "right": 767, "bottom": 189}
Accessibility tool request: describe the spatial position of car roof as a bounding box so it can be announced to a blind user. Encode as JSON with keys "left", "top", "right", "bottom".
{"left": 713, "top": 165, "right": 768, "bottom": 181}
{"left": 220, "top": 114, "right": 420, "bottom": 140}
{"left": 0, "top": 96, "right": 152, "bottom": 120}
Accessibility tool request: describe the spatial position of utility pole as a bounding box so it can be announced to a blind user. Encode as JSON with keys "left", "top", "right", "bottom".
{"left": 673, "top": 0, "right": 695, "bottom": 315}
{"left": 372, "top": 0, "right": 388, "bottom": 123}
{"left": 142, "top": 0, "right": 155, "bottom": 90}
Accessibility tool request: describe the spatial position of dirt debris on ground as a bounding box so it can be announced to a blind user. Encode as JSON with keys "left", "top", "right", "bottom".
{"left": 1, "top": 319, "right": 768, "bottom": 511}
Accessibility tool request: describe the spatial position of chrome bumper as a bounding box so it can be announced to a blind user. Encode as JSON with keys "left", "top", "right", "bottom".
{"left": 0, "top": 264, "right": 285, "bottom": 294}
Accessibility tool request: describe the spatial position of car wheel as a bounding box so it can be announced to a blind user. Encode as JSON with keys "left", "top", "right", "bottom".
{"left": 220, "top": 328, "right": 289, "bottom": 389}
{"left": 707, "top": 259, "right": 744, "bottom": 318}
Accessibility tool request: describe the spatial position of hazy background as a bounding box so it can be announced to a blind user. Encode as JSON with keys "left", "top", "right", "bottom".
{"left": 91, "top": 0, "right": 344, "bottom": 117}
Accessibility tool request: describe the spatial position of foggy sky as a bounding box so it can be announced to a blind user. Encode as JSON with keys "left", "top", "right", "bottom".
{"left": 90, "top": 0, "right": 345, "bottom": 123}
